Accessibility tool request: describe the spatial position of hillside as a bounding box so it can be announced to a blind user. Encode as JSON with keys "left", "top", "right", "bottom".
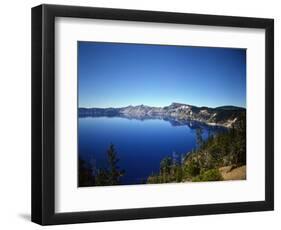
{"left": 147, "top": 112, "right": 246, "bottom": 183}
{"left": 79, "top": 102, "right": 246, "bottom": 127}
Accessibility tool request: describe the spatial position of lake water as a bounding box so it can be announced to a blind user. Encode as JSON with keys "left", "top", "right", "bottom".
{"left": 78, "top": 117, "right": 225, "bottom": 185}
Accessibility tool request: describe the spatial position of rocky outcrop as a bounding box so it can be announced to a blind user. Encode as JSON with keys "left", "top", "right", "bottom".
{"left": 79, "top": 102, "right": 246, "bottom": 128}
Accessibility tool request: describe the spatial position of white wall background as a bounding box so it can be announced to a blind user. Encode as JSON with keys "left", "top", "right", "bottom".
{"left": 0, "top": 0, "right": 279, "bottom": 229}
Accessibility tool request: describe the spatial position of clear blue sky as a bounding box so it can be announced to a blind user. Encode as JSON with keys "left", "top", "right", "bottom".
{"left": 78, "top": 42, "right": 246, "bottom": 108}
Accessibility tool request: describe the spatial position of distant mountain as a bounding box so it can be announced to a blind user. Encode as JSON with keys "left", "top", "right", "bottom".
{"left": 79, "top": 102, "right": 246, "bottom": 128}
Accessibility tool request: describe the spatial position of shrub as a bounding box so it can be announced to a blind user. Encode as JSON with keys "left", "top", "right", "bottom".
{"left": 192, "top": 168, "right": 223, "bottom": 182}
{"left": 183, "top": 159, "right": 200, "bottom": 178}
{"left": 147, "top": 174, "right": 161, "bottom": 184}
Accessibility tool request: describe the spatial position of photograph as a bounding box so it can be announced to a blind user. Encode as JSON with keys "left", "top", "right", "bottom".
{"left": 78, "top": 42, "right": 246, "bottom": 187}
{"left": 30, "top": 3, "right": 274, "bottom": 225}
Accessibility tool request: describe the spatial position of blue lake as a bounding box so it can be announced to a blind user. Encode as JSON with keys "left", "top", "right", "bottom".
{"left": 78, "top": 117, "right": 225, "bottom": 185}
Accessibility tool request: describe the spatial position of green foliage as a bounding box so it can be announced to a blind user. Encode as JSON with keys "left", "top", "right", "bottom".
{"left": 78, "top": 143, "right": 125, "bottom": 186}
{"left": 159, "top": 157, "right": 172, "bottom": 183}
{"left": 196, "top": 127, "right": 203, "bottom": 150}
{"left": 160, "top": 157, "right": 172, "bottom": 175}
{"left": 95, "top": 169, "right": 109, "bottom": 186}
{"left": 175, "top": 165, "right": 183, "bottom": 182}
{"left": 147, "top": 173, "right": 161, "bottom": 184}
{"left": 147, "top": 113, "right": 246, "bottom": 184}
{"left": 183, "top": 158, "right": 200, "bottom": 178}
{"left": 192, "top": 168, "right": 223, "bottom": 182}
{"left": 106, "top": 143, "right": 125, "bottom": 185}
{"left": 78, "top": 158, "right": 95, "bottom": 187}
{"left": 233, "top": 113, "right": 246, "bottom": 165}
{"left": 198, "top": 112, "right": 246, "bottom": 168}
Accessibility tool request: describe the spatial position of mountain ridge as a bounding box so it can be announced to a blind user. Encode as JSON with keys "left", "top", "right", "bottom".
{"left": 79, "top": 102, "right": 246, "bottom": 128}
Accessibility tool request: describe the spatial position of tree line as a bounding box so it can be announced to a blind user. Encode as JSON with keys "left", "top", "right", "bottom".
{"left": 79, "top": 113, "right": 246, "bottom": 186}
{"left": 79, "top": 143, "right": 125, "bottom": 186}
{"left": 147, "top": 113, "right": 246, "bottom": 183}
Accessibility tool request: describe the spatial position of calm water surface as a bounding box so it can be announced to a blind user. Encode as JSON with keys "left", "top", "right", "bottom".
{"left": 78, "top": 117, "right": 225, "bottom": 185}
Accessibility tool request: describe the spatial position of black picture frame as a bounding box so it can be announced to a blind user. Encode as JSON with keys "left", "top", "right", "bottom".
{"left": 31, "top": 4, "right": 274, "bottom": 225}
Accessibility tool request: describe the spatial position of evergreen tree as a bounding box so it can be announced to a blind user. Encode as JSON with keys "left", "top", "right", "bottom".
{"left": 160, "top": 157, "right": 172, "bottom": 182}
{"left": 234, "top": 113, "right": 246, "bottom": 165}
{"left": 106, "top": 143, "right": 125, "bottom": 185}
{"left": 196, "top": 127, "right": 203, "bottom": 150}
{"left": 95, "top": 168, "right": 109, "bottom": 186}
{"left": 147, "top": 113, "right": 246, "bottom": 183}
{"left": 78, "top": 157, "right": 95, "bottom": 186}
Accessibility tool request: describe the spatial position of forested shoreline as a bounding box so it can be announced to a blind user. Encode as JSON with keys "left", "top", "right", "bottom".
{"left": 79, "top": 113, "right": 246, "bottom": 186}
{"left": 147, "top": 113, "right": 246, "bottom": 183}
{"left": 79, "top": 144, "right": 125, "bottom": 187}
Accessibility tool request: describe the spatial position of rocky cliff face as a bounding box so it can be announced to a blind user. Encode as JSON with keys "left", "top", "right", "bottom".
{"left": 79, "top": 103, "right": 246, "bottom": 128}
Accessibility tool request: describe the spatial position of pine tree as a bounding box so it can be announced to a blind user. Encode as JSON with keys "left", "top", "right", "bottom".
{"left": 196, "top": 127, "right": 203, "bottom": 150}
{"left": 160, "top": 157, "right": 172, "bottom": 182}
{"left": 78, "top": 157, "right": 95, "bottom": 186}
{"left": 235, "top": 113, "right": 246, "bottom": 165}
{"left": 106, "top": 143, "right": 125, "bottom": 185}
